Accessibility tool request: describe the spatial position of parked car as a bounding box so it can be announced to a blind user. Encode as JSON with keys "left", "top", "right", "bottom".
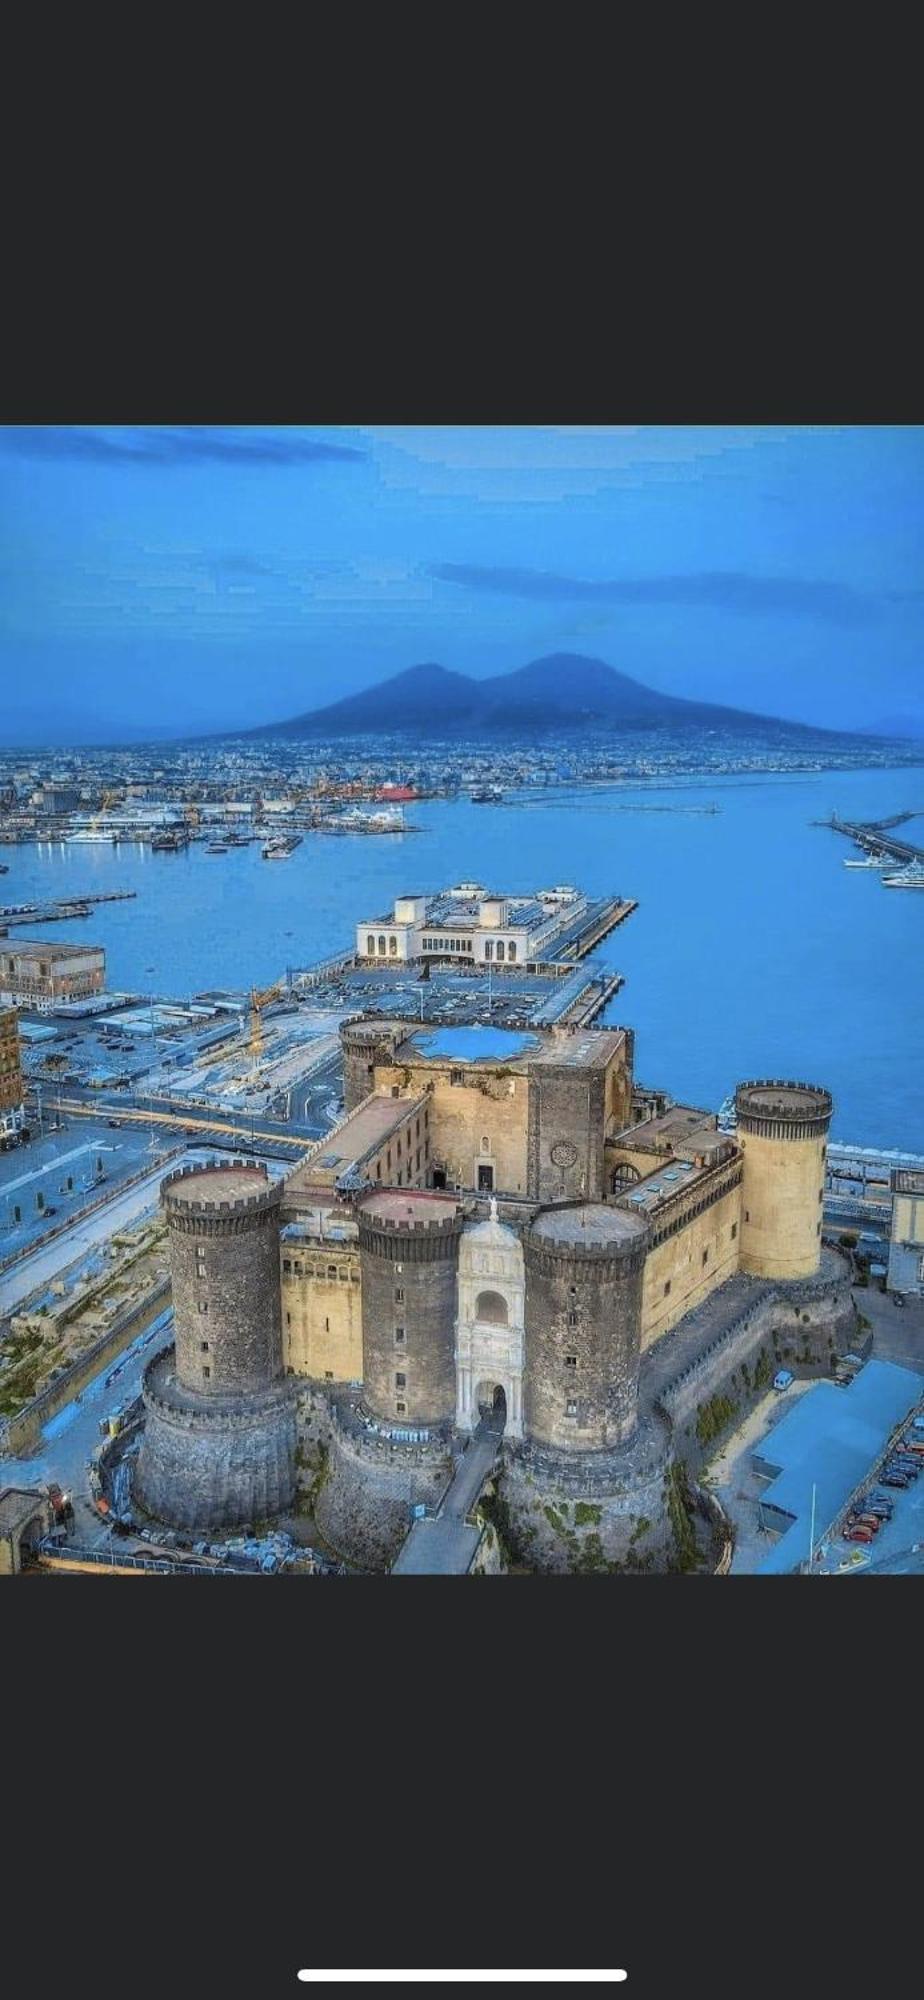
{"left": 880, "top": 1472, "right": 911, "bottom": 1489}
{"left": 844, "top": 1526, "right": 875, "bottom": 1543}
{"left": 855, "top": 1501, "right": 892, "bottom": 1519}
{"left": 847, "top": 1515, "right": 882, "bottom": 1533}
{"left": 773, "top": 1369, "right": 794, "bottom": 1393}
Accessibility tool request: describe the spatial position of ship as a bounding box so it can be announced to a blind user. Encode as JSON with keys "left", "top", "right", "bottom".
{"left": 843, "top": 852, "right": 890, "bottom": 868}
{"left": 881, "top": 859, "right": 924, "bottom": 888}
{"left": 151, "top": 828, "right": 189, "bottom": 852}
{"left": 66, "top": 826, "right": 120, "bottom": 843}
{"left": 205, "top": 840, "right": 229, "bottom": 854}
{"left": 261, "top": 833, "right": 303, "bottom": 858}
{"left": 470, "top": 785, "right": 504, "bottom": 804}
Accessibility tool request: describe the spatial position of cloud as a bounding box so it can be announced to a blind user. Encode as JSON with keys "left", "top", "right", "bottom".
{"left": 430, "top": 562, "right": 876, "bottom": 626}
{"left": 0, "top": 426, "right": 366, "bottom": 467}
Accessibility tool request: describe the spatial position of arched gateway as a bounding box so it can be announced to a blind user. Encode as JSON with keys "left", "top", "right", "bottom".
{"left": 455, "top": 1200, "right": 525, "bottom": 1439}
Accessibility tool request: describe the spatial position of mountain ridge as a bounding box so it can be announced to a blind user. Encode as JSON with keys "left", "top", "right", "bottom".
{"left": 227, "top": 653, "right": 875, "bottom": 743}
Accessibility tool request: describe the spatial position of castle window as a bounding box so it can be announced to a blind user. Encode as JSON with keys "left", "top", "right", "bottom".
{"left": 376, "top": 1161, "right": 381, "bottom": 1179}
{"left": 702, "top": 1248, "right": 709, "bottom": 1267}
{"left": 664, "top": 1279, "right": 671, "bottom": 1297}
{"left": 568, "top": 1310, "right": 578, "bottom": 1327}
{"left": 564, "top": 1353, "right": 578, "bottom": 1370}
{"left": 389, "top": 936, "right": 397, "bottom": 956}
{"left": 485, "top": 941, "right": 493, "bottom": 961}
{"left": 325, "top": 1370, "right": 333, "bottom": 1381}
{"left": 324, "top": 1317, "right": 329, "bottom": 1332}
{"left": 818, "top": 1187, "right": 824, "bottom": 1202}
{"left": 395, "top": 1326, "right": 405, "bottom": 1343}
{"left": 566, "top": 1399, "right": 578, "bottom": 1417}
{"left": 496, "top": 941, "right": 505, "bottom": 962}
{"left": 451, "top": 1069, "right": 464, "bottom": 1086}
{"left": 283, "top": 1259, "right": 292, "bottom": 1273}
{"left": 339, "top": 1269, "right": 347, "bottom": 1283}
{"left": 744, "top": 1210, "right": 750, "bottom": 1223}
{"left": 395, "top": 1372, "right": 406, "bottom": 1389}
{"left": 200, "top": 1340, "right": 209, "bottom": 1352}
{"left": 328, "top": 1265, "right": 337, "bottom": 1279}
{"left": 396, "top": 1401, "right": 406, "bottom": 1415}
{"left": 731, "top": 1222, "right": 737, "bottom": 1240}
{"left": 481, "top": 1136, "right": 490, "bottom": 1152}
{"left": 817, "top": 1221, "right": 821, "bottom": 1236}
{"left": 366, "top": 935, "right": 375, "bottom": 955}
{"left": 416, "top": 1149, "right": 421, "bottom": 1170}
{"left": 569, "top": 1285, "right": 577, "bottom": 1296}
{"left": 395, "top": 1287, "right": 404, "bottom": 1302}
{"left": 378, "top": 936, "right": 386, "bottom": 955}
{"left": 397, "top": 1134, "right": 402, "bottom": 1153}
{"left": 203, "top": 1365, "right": 211, "bottom": 1380}
{"left": 198, "top": 1300, "right": 208, "bottom": 1314}
{"left": 286, "top": 1312, "right": 291, "bottom": 1326}
{"left": 508, "top": 941, "right": 516, "bottom": 961}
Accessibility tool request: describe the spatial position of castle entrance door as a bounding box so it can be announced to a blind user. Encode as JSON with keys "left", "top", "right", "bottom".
{"left": 475, "top": 1381, "right": 507, "bottom": 1434}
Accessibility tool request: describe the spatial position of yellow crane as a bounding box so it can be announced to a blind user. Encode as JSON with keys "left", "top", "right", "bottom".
{"left": 249, "top": 980, "right": 288, "bottom": 1063}
{"left": 90, "top": 786, "right": 119, "bottom": 833}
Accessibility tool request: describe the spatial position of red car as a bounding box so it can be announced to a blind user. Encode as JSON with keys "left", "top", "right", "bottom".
{"left": 843, "top": 1526, "right": 875, "bottom": 1543}
{"left": 847, "top": 1515, "right": 881, "bottom": 1533}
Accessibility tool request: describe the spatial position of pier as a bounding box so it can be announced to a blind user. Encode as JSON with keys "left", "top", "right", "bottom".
{"left": 819, "top": 813, "right": 924, "bottom": 865}
{"left": 0, "top": 889, "right": 137, "bottom": 928}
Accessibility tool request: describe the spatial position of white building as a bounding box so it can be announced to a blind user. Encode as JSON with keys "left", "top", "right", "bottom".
{"left": 355, "top": 883, "right": 587, "bottom": 968}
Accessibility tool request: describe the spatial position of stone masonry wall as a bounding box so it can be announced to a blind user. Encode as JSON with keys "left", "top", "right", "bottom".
{"left": 359, "top": 1213, "right": 462, "bottom": 1426}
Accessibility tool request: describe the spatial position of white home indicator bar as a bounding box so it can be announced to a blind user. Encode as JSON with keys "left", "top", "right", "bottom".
{"left": 297, "top": 1976, "right": 628, "bottom": 1986}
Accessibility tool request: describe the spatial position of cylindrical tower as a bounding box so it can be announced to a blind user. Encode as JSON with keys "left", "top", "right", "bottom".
{"left": 524, "top": 1202, "right": 650, "bottom": 1451}
{"left": 735, "top": 1080, "right": 833, "bottom": 1280}
{"left": 357, "top": 1191, "right": 463, "bottom": 1426}
{"left": 163, "top": 1161, "right": 284, "bottom": 1396}
{"left": 340, "top": 1019, "right": 406, "bottom": 1114}
{"left": 134, "top": 1160, "right": 297, "bottom": 1532}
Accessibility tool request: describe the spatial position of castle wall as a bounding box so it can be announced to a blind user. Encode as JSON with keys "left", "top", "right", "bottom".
{"left": 135, "top": 1363, "right": 297, "bottom": 1531}
{"left": 378, "top": 1060, "right": 531, "bottom": 1193}
{"left": 314, "top": 1418, "right": 454, "bottom": 1570}
{"left": 282, "top": 1241, "right": 363, "bottom": 1382}
{"left": 640, "top": 1178, "right": 743, "bottom": 1346}
{"left": 526, "top": 1066, "right": 608, "bottom": 1203}
{"left": 657, "top": 1282, "right": 856, "bottom": 1477}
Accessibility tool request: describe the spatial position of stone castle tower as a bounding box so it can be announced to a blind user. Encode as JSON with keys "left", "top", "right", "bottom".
{"left": 523, "top": 1201, "right": 650, "bottom": 1449}
{"left": 735, "top": 1080, "right": 833, "bottom": 1281}
{"left": 357, "top": 1192, "right": 464, "bottom": 1427}
{"left": 135, "top": 1161, "right": 297, "bottom": 1531}
{"left": 341, "top": 1020, "right": 407, "bottom": 1115}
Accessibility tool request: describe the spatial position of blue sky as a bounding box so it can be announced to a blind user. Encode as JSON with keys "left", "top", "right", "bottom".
{"left": 0, "top": 423, "right": 921, "bottom": 743}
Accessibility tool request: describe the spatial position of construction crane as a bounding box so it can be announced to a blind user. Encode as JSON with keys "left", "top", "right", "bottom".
{"left": 90, "top": 786, "right": 119, "bottom": 833}
{"left": 249, "top": 980, "right": 288, "bottom": 1064}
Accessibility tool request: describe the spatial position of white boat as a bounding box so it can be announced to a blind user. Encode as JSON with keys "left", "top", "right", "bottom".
{"left": 881, "top": 860, "right": 924, "bottom": 888}
{"left": 843, "top": 853, "right": 890, "bottom": 868}
{"left": 66, "top": 826, "right": 119, "bottom": 843}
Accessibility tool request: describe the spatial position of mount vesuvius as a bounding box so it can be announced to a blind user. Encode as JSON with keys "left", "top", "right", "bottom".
{"left": 236, "top": 654, "right": 857, "bottom": 742}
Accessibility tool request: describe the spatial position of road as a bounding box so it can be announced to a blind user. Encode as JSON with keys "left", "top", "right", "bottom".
{"left": 0, "top": 1152, "right": 178, "bottom": 1316}
{"left": 48, "top": 1089, "right": 313, "bottom": 1155}
{"left": 391, "top": 1420, "right": 502, "bottom": 1574}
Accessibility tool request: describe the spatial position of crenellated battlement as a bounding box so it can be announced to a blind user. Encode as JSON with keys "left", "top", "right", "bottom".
{"left": 735, "top": 1080, "right": 833, "bottom": 1140}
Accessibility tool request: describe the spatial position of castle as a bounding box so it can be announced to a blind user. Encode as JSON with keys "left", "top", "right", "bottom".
{"left": 135, "top": 1015, "right": 856, "bottom": 1571}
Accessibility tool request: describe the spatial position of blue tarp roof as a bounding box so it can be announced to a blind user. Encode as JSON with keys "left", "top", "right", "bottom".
{"left": 755, "top": 1359, "right": 922, "bottom": 1574}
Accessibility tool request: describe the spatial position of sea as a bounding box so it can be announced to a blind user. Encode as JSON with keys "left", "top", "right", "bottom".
{"left": 5, "top": 766, "right": 923, "bottom": 1152}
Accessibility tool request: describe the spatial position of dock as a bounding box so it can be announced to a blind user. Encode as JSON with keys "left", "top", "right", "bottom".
{"left": 819, "top": 813, "right": 924, "bottom": 866}
{"left": 0, "top": 890, "right": 137, "bottom": 928}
